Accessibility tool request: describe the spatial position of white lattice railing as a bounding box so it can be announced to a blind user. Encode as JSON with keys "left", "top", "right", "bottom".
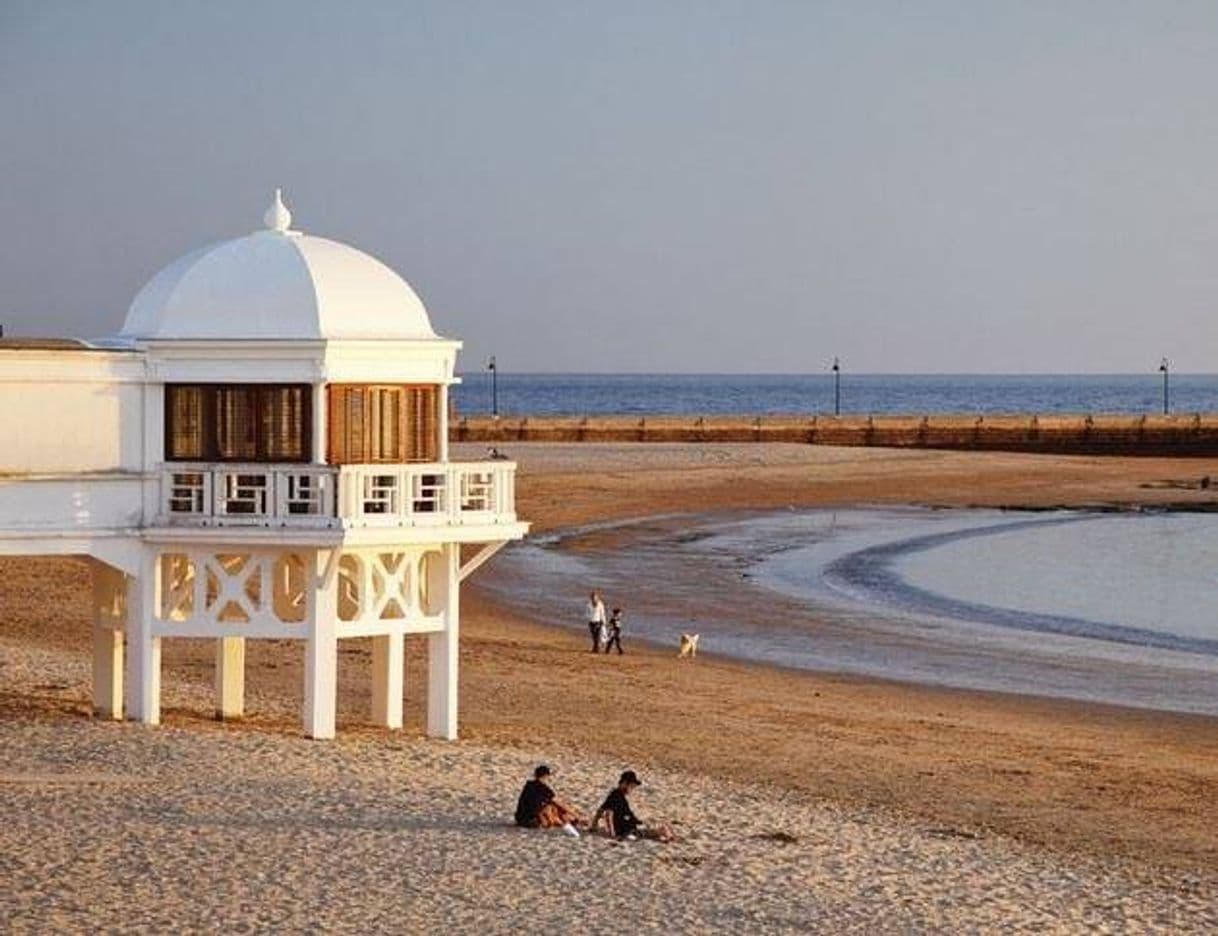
{"left": 336, "top": 463, "right": 517, "bottom": 527}
{"left": 159, "top": 461, "right": 516, "bottom": 528}
{"left": 161, "top": 464, "right": 336, "bottom": 527}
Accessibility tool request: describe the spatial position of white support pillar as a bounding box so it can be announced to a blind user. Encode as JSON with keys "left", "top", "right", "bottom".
{"left": 91, "top": 561, "right": 126, "bottom": 720}
{"left": 371, "top": 632, "right": 404, "bottom": 729}
{"left": 304, "top": 549, "right": 339, "bottom": 739}
{"left": 125, "top": 551, "right": 161, "bottom": 725}
{"left": 426, "top": 544, "right": 460, "bottom": 740}
{"left": 92, "top": 629, "right": 124, "bottom": 720}
{"left": 215, "top": 636, "right": 245, "bottom": 720}
{"left": 311, "top": 382, "right": 328, "bottom": 465}
{"left": 438, "top": 383, "right": 450, "bottom": 462}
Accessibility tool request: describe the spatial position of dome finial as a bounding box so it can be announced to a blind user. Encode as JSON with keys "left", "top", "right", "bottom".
{"left": 263, "top": 187, "right": 292, "bottom": 232}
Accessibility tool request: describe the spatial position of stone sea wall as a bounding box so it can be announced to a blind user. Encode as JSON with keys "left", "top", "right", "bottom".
{"left": 453, "top": 413, "right": 1218, "bottom": 456}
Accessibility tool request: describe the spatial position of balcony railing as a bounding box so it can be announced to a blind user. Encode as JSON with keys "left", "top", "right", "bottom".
{"left": 159, "top": 462, "right": 517, "bottom": 528}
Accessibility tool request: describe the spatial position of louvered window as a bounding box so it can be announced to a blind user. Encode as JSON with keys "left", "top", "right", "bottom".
{"left": 166, "top": 385, "right": 207, "bottom": 460}
{"left": 215, "top": 386, "right": 258, "bottom": 460}
{"left": 262, "top": 385, "right": 309, "bottom": 460}
{"left": 326, "top": 385, "right": 438, "bottom": 464}
{"left": 406, "top": 387, "right": 437, "bottom": 462}
{"left": 164, "top": 384, "right": 312, "bottom": 462}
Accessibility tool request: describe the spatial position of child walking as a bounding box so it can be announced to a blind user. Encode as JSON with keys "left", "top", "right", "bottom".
{"left": 604, "top": 607, "right": 624, "bottom": 655}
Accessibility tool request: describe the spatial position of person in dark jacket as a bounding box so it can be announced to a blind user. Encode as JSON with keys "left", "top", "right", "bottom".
{"left": 592, "top": 770, "right": 673, "bottom": 841}
{"left": 514, "top": 764, "right": 581, "bottom": 835}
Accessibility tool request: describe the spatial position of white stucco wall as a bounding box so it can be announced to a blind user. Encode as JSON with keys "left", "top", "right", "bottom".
{"left": 0, "top": 351, "right": 145, "bottom": 474}
{"left": 0, "top": 476, "right": 145, "bottom": 532}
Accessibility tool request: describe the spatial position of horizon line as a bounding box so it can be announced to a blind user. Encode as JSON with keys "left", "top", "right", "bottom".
{"left": 452, "top": 370, "right": 1215, "bottom": 378}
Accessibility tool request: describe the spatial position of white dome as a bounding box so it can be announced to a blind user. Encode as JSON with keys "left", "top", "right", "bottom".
{"left": 121, "top": 192, "right": 438, "bottom": 341}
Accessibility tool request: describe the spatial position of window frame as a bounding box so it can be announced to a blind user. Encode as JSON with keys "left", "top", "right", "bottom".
{"left": 326, "top": 384, "right": 439, "bottom": 464}
{"left": 164, "top": 383, "right": 313, "bottom": 464}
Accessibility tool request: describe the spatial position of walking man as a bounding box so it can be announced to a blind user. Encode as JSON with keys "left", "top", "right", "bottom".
{"left": 586, "top": 590, "right": 607, "bottom": 653}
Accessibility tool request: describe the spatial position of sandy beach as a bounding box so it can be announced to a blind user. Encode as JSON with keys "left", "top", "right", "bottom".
{"left": 4, "top": 442, "right": 1218, "bottom": 931}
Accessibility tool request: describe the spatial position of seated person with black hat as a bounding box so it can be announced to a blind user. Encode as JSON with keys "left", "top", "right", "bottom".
{"left": 592, "top": 770, "right": 673, "bottom": 842}
{"left": 514, "top": 764, "right": 582, "bottom": 836}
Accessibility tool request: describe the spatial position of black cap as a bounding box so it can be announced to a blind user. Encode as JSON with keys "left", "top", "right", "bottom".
{"left": 535, "top": 764, "right": 552, "bottom": 778}
{"left": 619, "top": 770, "right": 642, "bottom": 787}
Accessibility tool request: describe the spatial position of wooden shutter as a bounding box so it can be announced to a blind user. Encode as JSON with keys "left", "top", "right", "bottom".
{"left": 386, "top": 388, "right": 403, "bottom": 461}
{"left": 261, "top": 386, "right": 310, "bottom": 462}
{"left": 326, "top": 384, "right": 439, "bottom": 464}
{"left": 327, "top": 385, "right": 370, "bottom": 464}
{"left": 327, "top": 386, "right": 348, "bottom": 463}
{"left": 214, "top": 386, "right": 259, "bottom": 461}
{"left": 350, "top": 387, "right": 367, "bottom": 462}
{"left": 424, "top": 387, "right": 437, "bottom": 460}
{"left": 404, "top": 386, "right": 437, "bottom": 462}
{"left": 368, "top": 387, "right": 402, "bottom": 462}
{"left": 167, "top": 383, "right": 310, "bottom": 463}
{"left": 165, "top": 385, "right": 207, "bottom": 460}
{"left": 403, "top": 388, "right": 418, "bottom": 461}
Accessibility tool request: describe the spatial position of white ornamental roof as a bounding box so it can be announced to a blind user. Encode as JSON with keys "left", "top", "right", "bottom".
{"left": 120, "top": 190, "right": 438, "bottom": 341}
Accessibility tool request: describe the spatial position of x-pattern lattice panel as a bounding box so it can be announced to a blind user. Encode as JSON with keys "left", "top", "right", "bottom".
{"left": 153, "top": 549, "right": 312, "bottom": 633}
{"left": 336, "top": 547, "right": 441, "bottom": 628}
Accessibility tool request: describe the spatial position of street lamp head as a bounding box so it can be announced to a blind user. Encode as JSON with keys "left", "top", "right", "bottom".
{"left": 831, "top": 356, "right": 840, "bottom": 373}
{"left": 488, "top": 355, "right": 496, "bottom": 371}
{"left": 1159, "top": 358, "right": 1169, "bottom": 373}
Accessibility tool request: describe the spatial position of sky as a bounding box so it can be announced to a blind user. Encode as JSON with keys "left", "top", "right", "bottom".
{"left": 2, "top": 1, "right": 1218, "bottom": 374}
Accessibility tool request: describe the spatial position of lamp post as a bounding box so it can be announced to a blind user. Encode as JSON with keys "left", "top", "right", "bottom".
{"left": 831, "top": 356, "right": 841, "bottom": 417}
{"left": 488, "top": 355, "right": 498, "bottom": 418}
{"left": 1158, "top": 357, "right": 1169, "bottom": 416}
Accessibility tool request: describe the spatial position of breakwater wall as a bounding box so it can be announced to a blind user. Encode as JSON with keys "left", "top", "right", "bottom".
{"left": 453, "top": 413, "right": 1218, "bottom": 456}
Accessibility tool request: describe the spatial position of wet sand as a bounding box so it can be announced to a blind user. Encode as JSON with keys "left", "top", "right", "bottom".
{"left": 475, "top": 507, "right": 1218, "bottom": 715}
{"left": 3, "top": 442, "right": 1218, "bottom": 930}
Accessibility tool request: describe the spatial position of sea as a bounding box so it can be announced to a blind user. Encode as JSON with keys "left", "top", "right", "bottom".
{"left": 453, "top": 372, "right": 1218, "bottom": 417}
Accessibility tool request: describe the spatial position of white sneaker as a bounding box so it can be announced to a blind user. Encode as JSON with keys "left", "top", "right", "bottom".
{"left": 562, "top": 823, "right": 580, "bottom": 838}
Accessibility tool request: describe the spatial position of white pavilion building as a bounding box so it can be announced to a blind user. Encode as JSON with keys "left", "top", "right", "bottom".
{"left": 0, "top": 191, "right": 527, "bottom": 739}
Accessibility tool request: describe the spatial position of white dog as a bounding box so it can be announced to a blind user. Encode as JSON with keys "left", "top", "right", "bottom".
{"left": 678, "top": 633, "right": 700, "bottom": 659}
